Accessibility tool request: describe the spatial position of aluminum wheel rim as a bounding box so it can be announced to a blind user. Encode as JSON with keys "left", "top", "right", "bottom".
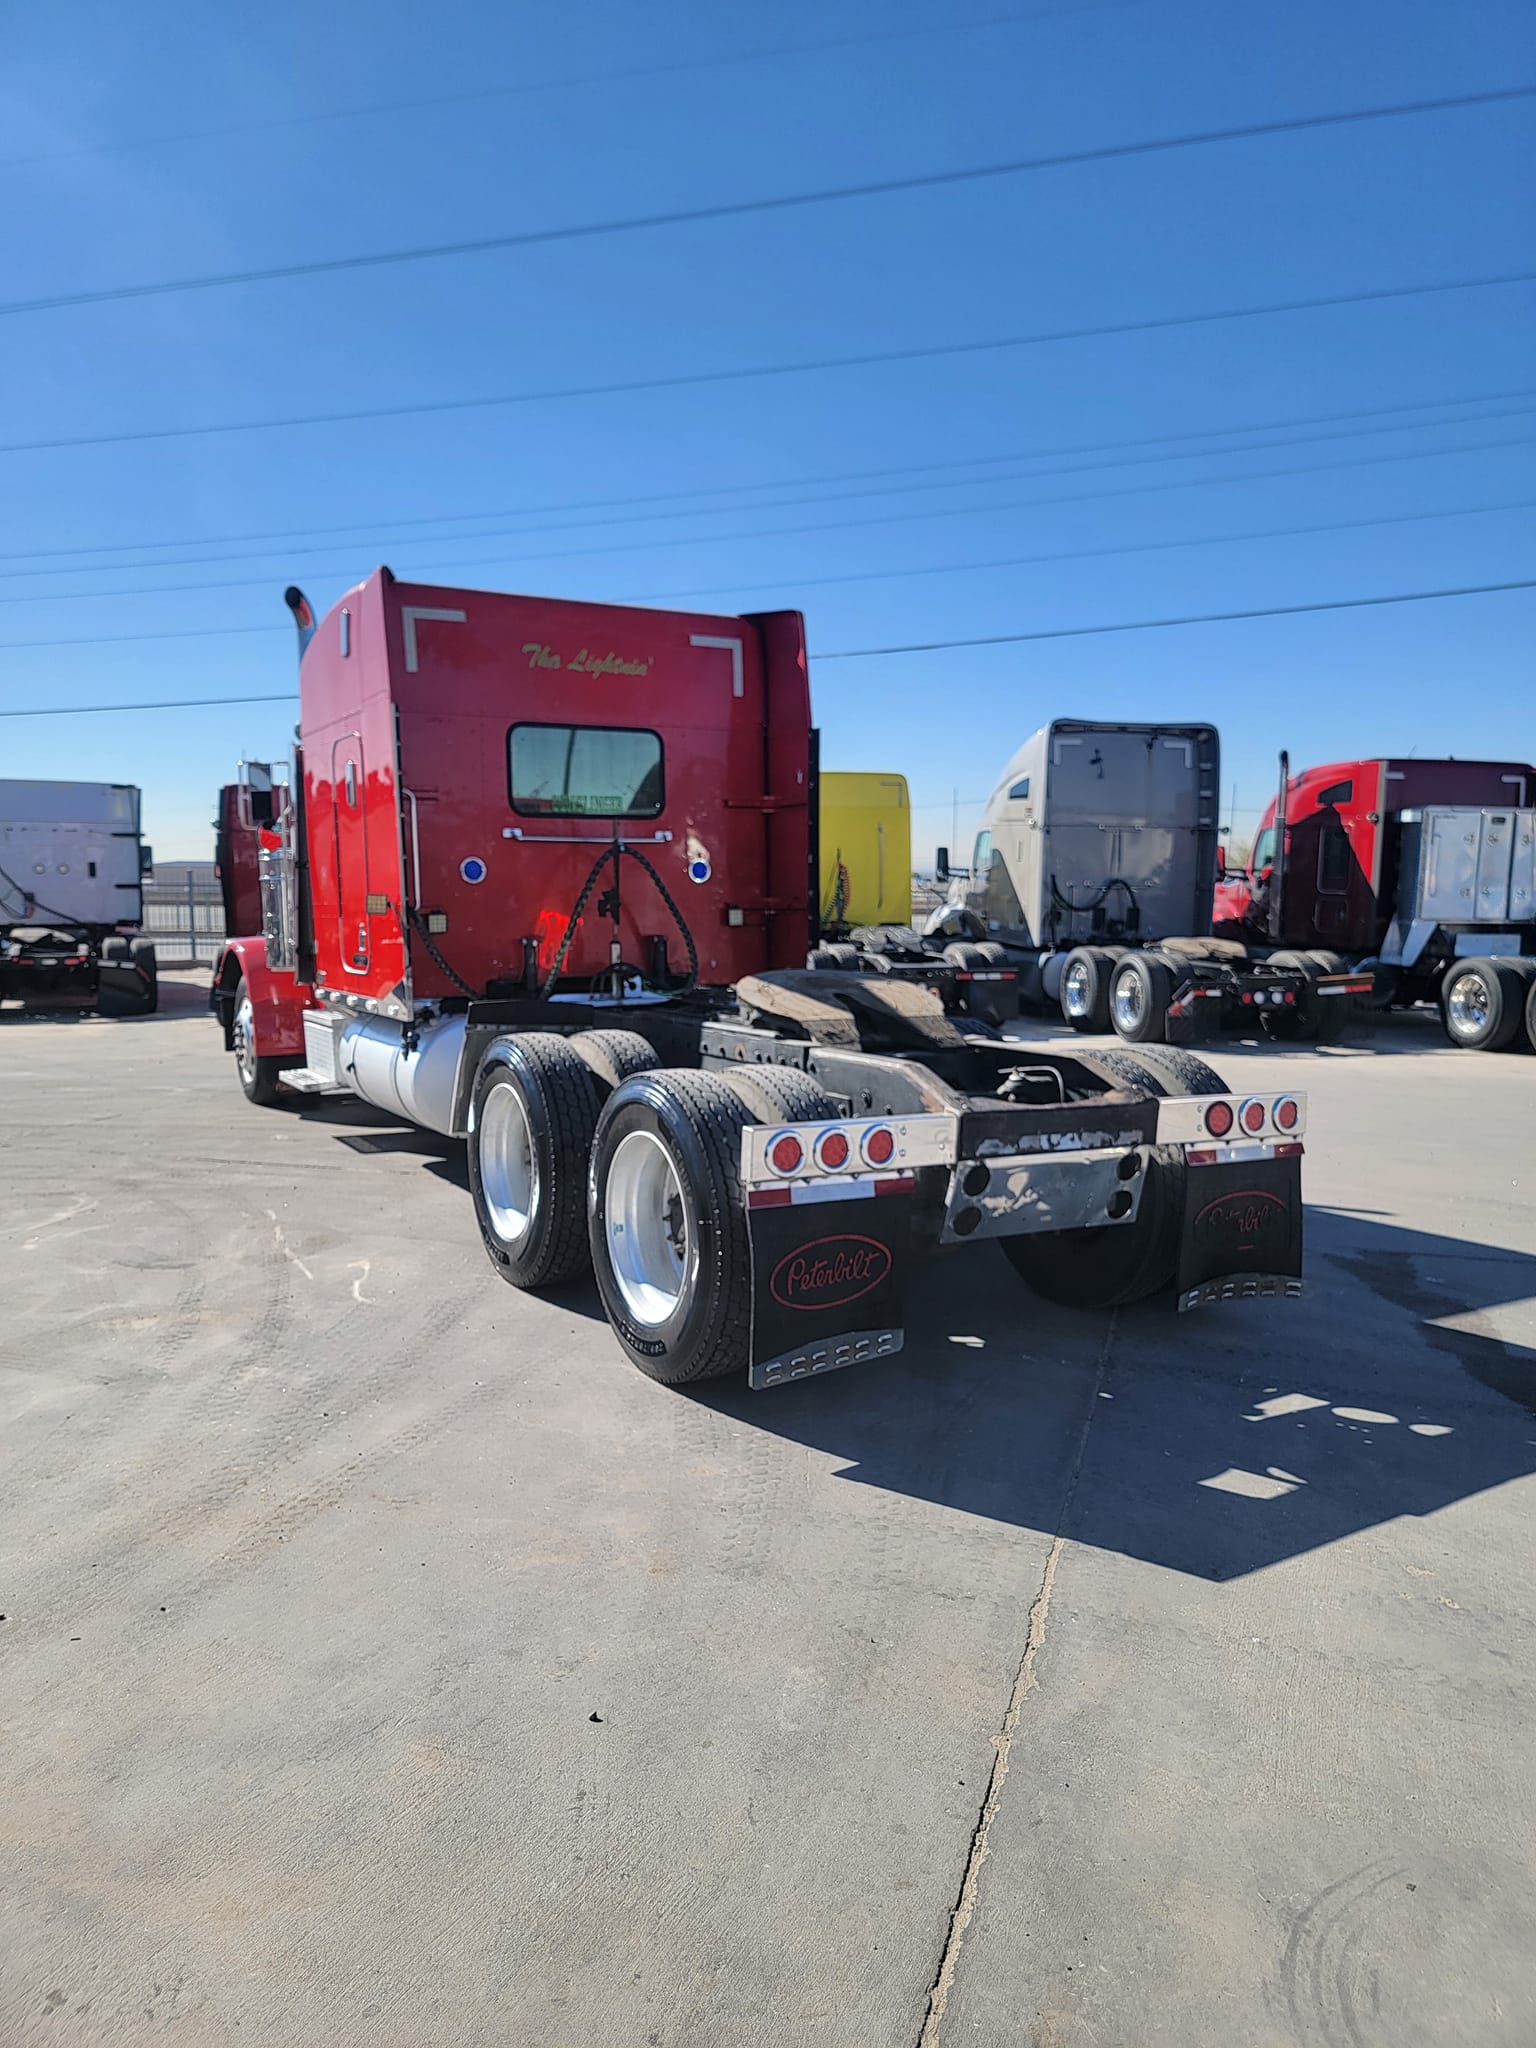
{"left": 605, "top": 1130, "right": 692, "bottom": 1327}
{"left": 479, "top": 1079, "right": 537, "bottom": 1244}
{"left": 1447, "top": 973, "right": 1490, "bottom": 1034}
{"left": 233, "top": 993, "right": 257, "bottom": 1084}
{"left": 1062, "top": 959, "right": 1092, "bottom": 1017}
{"left": 1111, "top": 971, "right": 1145, "bottom": 1033}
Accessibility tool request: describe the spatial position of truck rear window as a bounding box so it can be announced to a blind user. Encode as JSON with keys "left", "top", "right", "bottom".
{"left": 509, "top": 724, "right": 664, "bottom": 818}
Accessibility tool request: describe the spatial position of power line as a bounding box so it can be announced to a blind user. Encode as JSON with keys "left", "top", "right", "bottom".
{"left": 0, "top": 687, "right": 292, "bottom": 718}
{"left": 6, "top": 270, "right": 1533, "bottom": 459}
{"left": 3, "top": 384, "right": 1529, "bottom": 573}
{"left": 3, "top": 578, "right": 1530, "bottom": 707}
{"left": 4, "top": 399, "right": 1531, "bottom": 592}
{"left": 5, "top": 418, "right": 1530, "bottom": 608}
{"left": 815, "top": 579, "right": 1536, "bottom": 659}
{"left": 618, "top": 496, "right": 1536, "bottom": 606}
{"left": 1, "top": 3, "right": 1114, "bottom": 171}
{"left": 4, "top": 86, "right": 1528, "bottom": 324}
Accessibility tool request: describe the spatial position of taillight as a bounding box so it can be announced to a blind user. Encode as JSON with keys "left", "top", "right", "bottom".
{"left": 1240, "top": 1099, "right": 1267, "bottom": 1135}
{"left": 1274, "top": 1097, "right": 1299, "bottom": 1132}
{"left": 862, "top": 1125, "right": 896, "bottom": 1166}
{"left": 769, "top": 1133, "right": 804, "bottom": 1175}
{"left": 816, "top": 1129, "right": 850, "bottom": 1171}
{"left": 1204, "top": 1100, "right": 1235, "bottom": 1137}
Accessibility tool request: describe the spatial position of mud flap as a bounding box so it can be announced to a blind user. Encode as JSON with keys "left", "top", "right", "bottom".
{"left": 746, "top": 1181, "right": 914, "bottom": 1389}
{"left": 1176, "top": 1150, "right": 1304, "bottom": 1309}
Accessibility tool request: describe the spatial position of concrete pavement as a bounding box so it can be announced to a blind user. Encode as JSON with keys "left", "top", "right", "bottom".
{"left": 2, "top": 980, "right": 1532, "bottom": 2045}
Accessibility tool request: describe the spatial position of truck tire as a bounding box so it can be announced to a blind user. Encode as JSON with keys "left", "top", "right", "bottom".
{"left": 809, "top": 942, "right": 863, "bottom": 971}
{"left": 943, "top": 941, "right": 1012, "bottom": 1027}
{"left": 1000, "top": 1044, "right": 1222, "bottom": 1308}
{"left": 1526, "top": 972, "right": 1536, "bottom": 1053}
{"left": 588, "top": 1070, "right": 759, "bottom": 1384}
{"left": 1441, "top": 958, "right": 1527, "bottom": 1051}
{"left": 568, "top": 1028, "right": 658, "bottom": 1096}
{"left": 469, "top": 1034, "right": 601, "bottom": 1286}
{"left": 1109, "top": 952, "right": 1174, "bottom": 1044}
{"left": 1111, "top": 1045, "right": 1229, "bottom": 1098}
{"left": 231, "top": 976, "right": 297, "bottom": 1105}
{"left": 129, "top": 936, "right": 159, "bottom": 1014}
{"left": 1268, "top": 949, "right": 1348, "bottom": 1043}
{"left": 717, "top": 1066, "right": 838, "bottom": 1125}
{"left": 1060, "top": 947, "right": 1113, "bottom": 1034}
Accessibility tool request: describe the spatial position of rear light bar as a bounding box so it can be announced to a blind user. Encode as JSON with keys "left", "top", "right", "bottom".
{"left": 741, "top": 1113, "right": 955, "bottom": 1188}
{"left": 1154, "top": 1091, "right": 1307, "bottom": 1147}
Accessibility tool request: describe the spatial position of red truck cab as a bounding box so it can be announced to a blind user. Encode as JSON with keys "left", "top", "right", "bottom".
{"left": 1216, "top": 757, "right": 1535, "bottom": 954}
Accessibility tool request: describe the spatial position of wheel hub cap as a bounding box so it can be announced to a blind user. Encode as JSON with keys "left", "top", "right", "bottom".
{"left": 1448, "top": 974, "right": 1490, "bottom": 1032}
{"left": 1062, "top": 961, "right": 1091, "bottom": 1017}
{"left": 1112, "top": 974, "right": 1144, "bottom": 1032}
{"left": 479, "top": 1080, "right": 537, "bottom": 1244}
{"left": 605, "top": 1130, "right": 692, "bottom": 1326}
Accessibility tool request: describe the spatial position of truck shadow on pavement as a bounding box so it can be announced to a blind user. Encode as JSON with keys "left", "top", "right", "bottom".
{"left": 694, "top": 1205, "right": 1536, "bottom": 1583}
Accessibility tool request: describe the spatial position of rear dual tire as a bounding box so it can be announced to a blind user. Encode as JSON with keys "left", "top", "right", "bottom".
{"left": 1000, "top": 1046, "right": 1227, "bottom": 1309}
{"left": 1441, "top": 957, "right": 1535, "bottom": 1052}
{"left": 588, "top": 1068, "right": 839, "bottom": 1385}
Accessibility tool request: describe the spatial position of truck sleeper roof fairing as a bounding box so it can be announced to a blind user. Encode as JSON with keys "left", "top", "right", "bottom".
{"left": 973, "top": 720, "right": 1221, "bottom": 948}
{"left": 292, "top": 569, "right": 814, "bottom": 1006}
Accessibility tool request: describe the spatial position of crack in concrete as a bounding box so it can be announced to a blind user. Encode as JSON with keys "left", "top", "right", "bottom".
{"left": 917, "top": 1314, "right": 1116, "bottom": 2047}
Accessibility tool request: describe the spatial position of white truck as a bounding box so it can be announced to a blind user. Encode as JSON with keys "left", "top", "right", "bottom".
{"left": 0, "top": 781, "right": 158, "bottom": 1015}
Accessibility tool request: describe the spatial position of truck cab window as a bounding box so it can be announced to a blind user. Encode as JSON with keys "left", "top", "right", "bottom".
{"left": 971, "top": 830, "right": 993, "bottom": 874}
{"left": 1251, "top": 827, "right": 1277, "bottom": 872}
{"left": 509, "top": 724, "right": 664, "bottom": 818}
{"left": 1317, "top": 820, "right": 1351, "bottom": 894}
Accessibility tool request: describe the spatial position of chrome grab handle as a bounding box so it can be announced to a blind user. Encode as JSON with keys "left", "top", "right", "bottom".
{"left": 401, "top": 788, "right": 422, "bottom": 906}
{"left": 500, "top": 828, "right": 674, "bottom": 844}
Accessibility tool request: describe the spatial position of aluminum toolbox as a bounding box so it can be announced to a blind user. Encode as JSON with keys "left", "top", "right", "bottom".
{"left": 1397, "top": 806, "right": 1536, "bottom": 926}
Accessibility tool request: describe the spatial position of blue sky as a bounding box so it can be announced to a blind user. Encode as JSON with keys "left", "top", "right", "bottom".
{"left": 2, "top": 0, "right": 1532, "bottom": 863}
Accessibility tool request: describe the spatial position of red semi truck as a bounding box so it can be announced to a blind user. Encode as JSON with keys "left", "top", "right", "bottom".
{"left": 1213, "top": 755, "right": 1536, "bottom": 1051}
{"left": 212, "top": 569, "right": 1311, "bottom": 1390}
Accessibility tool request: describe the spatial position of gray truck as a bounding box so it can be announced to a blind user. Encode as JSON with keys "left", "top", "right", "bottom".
{"left": 825, "top": 721, "right": 1369, "bottom": 1043}
{"left": 0, "top": 780, "right": 158, "bottom": 1015}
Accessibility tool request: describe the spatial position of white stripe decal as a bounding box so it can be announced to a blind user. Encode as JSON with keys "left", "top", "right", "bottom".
{"left": 402, "top": 606, "right": 468, "bottom": 673}
{"left": 689, "top": 632, "right": 745, "bottom": 697}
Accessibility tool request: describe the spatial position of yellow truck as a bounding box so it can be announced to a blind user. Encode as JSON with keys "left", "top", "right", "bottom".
{"left": 818, "top": 772, "right": 911, "bottom": 933}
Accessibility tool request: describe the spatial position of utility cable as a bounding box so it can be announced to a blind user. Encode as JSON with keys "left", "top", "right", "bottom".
{"left": 6, "top": 381, "right": 1528, "bottom": 569}
{"left": 6, "top": 270, "right": 1531, "bottom": 458}
{"left": 2, "top": 577, "right": 1530, "bottom": 713}
{"left": 6, "top": 416, "right": 1531, "bottom": 608}
{"left": 2, "top": 86, "right": 1528, "bottom": 321}
{"left": 0, "top": 3, "right": 1120, "bottom": 172}
{"left": 813, "top": 578, "right": 1536, "bottom": 659}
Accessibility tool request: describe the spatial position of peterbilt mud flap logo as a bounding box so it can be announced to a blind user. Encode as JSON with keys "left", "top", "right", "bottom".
{"left": 769, "top": 1236, "right": 892, "bottom": 1312}
{"left": 1193, "top": 1188, "right": 1289, "bottom": 1253}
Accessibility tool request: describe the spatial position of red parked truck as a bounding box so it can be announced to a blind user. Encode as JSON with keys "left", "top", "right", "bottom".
{"left": 212, "top": 569, "right": 1312, "bottom": 1389}
{"left": 1213, "top": 755, "right": 1536, "bottom": 1051}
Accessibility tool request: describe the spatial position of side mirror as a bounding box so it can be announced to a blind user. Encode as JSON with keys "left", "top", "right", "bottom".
{"left": 1214, "top": 846, "right": 1226, "bottom": 879}
{"left": 935, "top": 845, "right": 950, "bottom": 881}
{"left": 238, "top": 761, "right": 278, "bottom": 831}
{"left": 139, "top": 845, "right": 154, "bottom": 876}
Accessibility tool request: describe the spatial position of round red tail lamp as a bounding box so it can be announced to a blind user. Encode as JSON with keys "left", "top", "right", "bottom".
{"left": 1274, "top": 1097, "right": 1299, "bottom": 1132}
{"left": 1240, "top": 1099, "right": 1268, "bottom": 1135}
{"left": 1204, "top": 1100, "right": 1235, "bottom": 1138}
{"left": 862, "top": 1125, "right": 896, "bottom": 1167}
{"left": 769, "top": 1133, "right": 804, "bottom": 1175}
{"left": 817, "top": 1129, "right": 851, "bottom": 1170}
